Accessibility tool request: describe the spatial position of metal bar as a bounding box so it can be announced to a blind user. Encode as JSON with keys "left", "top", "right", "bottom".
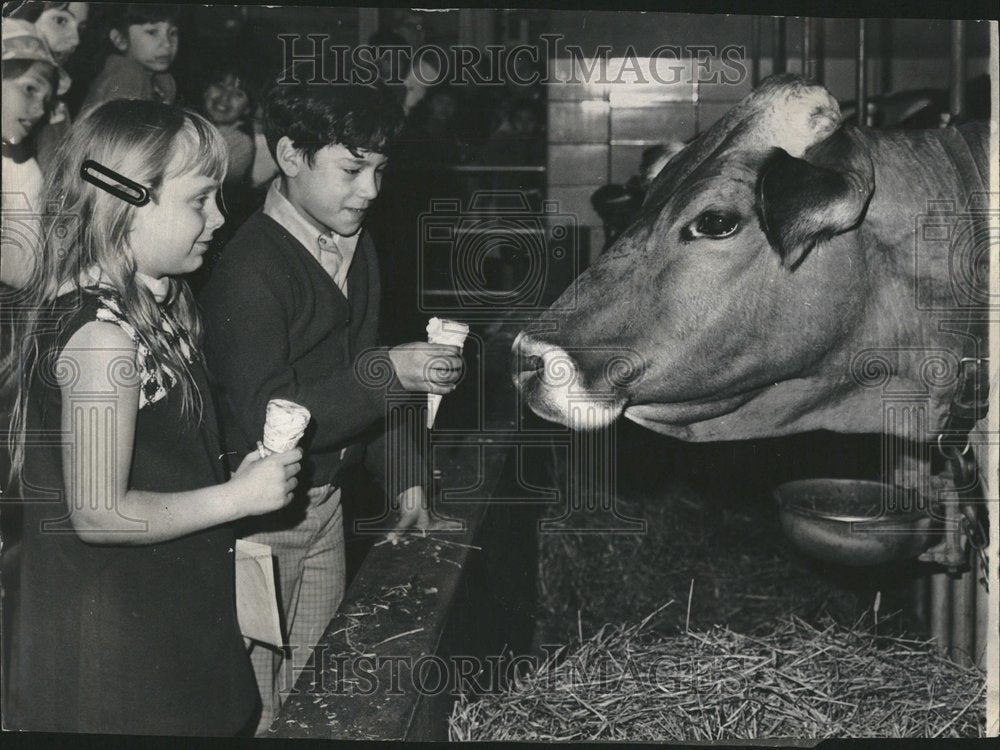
{"left": 911, "top": 575, "right": 927, "bottom": 627}
{"left": 929, "top": 570, "right": 951, "bottom": 656}
{"left": 879, "top": 19, "right": 893, "bottom": 96}
{"left": 445, "top": 165, "right": 547, "bottom": 174}
{"left": 750, "top": 16, "right": 760, "bottom": 88}
{"left": 772, "top": 17, "right": 787, "bottom": 75}
{"left": 949, "top": 20, "right": 966, "bottom": 118}
{"left": 856, "top": 19, "right": 868, "bottom": 126}
{"left": 813, "top": 17, "right": 825, "bottom": 84}
{"left": 771, "top": 17, "right": 788, "bottom": 73}
{"left": 802, "top": 17, "right": 812, "bottom": 79}
{"left": 357, "top": 7, "right": 379, "bottom": 46}
{"left": 974, "top": 566, "right": 989, "bottom": 670}
{"left": 950, "top": 568, "right": 975, "bottom": 666}
{"left": 751, "top": 16, "right": 761, "bottom": 86}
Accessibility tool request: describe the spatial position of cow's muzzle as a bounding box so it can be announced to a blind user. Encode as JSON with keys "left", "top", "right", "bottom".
{"left": 511, "top": 331, "right": 632, "bottom": 430}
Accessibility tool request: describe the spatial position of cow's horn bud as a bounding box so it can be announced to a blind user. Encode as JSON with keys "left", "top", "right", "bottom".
{"left": 757, "top": 84, "right": 841, "bottom": 158}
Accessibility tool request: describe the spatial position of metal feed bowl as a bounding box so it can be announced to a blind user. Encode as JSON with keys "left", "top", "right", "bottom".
{"left": 774, "top": 479, "right": 941, "bottom": 566}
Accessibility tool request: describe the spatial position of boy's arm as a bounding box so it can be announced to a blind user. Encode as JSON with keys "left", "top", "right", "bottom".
{"left": 201, "top": 264, "right": 389, "bottom": 453}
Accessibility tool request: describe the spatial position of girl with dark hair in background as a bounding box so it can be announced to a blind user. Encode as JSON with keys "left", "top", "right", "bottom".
{"left": 81, "top": 3, "right": 179, "bottom": 110}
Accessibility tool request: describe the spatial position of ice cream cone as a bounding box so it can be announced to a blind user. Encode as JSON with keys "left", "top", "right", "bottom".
{"left": 426, "top": 317, "right": 469, "bottom": 429}
{"left": 261, "top": 398, "right": 311, "bottom": 455}
{"left": 427, "top": 393, "right": 443, "bottom": 431}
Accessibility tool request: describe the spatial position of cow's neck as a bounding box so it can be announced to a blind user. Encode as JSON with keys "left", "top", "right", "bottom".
{"left": 834, "top": 125, "right": 988, "bottom": 441}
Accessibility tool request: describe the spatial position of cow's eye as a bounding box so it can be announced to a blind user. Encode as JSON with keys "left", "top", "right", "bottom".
{"left": 682, "top": 212, "right": 740, "bottom": 241}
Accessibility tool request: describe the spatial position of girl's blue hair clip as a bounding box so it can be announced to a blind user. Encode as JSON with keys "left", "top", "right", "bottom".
{"left": 80, "top": 160, "right": 151, "bottom": 207}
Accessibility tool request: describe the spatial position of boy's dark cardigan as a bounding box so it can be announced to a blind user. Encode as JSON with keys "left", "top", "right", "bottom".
{"left": 199, "top": 209, "right": 424, "bottom": 492}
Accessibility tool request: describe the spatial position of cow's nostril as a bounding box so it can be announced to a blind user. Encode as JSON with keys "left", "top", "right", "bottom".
{"left": 524, "top": 354, "right": 544, "bottom": 374}
{"left": 512, "top": 332, "right": 564, "bottom": 385}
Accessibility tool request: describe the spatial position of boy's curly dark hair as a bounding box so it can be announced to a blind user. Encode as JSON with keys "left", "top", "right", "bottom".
{"left": 262, "top": 64, "right": 404, "bottom": 165}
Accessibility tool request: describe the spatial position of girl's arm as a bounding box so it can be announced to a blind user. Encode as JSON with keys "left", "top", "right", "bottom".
{"left": 59, "top": 320, "right": 301, "bottom": 545}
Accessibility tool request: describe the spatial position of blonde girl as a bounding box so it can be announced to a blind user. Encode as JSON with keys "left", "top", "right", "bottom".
{"left": 2, "top": 99, "right": 300, "bottom": 735}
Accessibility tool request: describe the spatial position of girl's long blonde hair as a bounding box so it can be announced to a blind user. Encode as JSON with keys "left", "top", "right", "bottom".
{"left": 3, "top": 100, "right": 228, "bottom": 482}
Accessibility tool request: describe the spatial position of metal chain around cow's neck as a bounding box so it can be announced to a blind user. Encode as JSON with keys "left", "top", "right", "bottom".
{"left": 930, "top": 123, "right": 991, "bottom": 577}
{"left": 924, "top": 331, "right": 989, "bottom": 582}
{"left": 926, "top": 124, "right": 991, "bottom": 578}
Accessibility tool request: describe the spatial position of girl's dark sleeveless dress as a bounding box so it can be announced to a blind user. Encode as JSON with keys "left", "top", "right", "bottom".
{"left": 1, "top": 287, "right": 258, "bottom": 735}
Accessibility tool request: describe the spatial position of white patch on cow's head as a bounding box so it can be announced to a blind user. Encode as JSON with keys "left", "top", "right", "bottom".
{"left": 747, "top": 83, "right": 841, "bottom": 157}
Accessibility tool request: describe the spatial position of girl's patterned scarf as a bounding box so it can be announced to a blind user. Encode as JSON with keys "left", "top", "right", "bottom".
{"left": 87, "top": 286, "right": 196, "bottom": 410}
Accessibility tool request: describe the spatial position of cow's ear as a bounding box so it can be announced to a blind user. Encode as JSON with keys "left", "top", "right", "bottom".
{"left": 755, "top": 130, "right": 874, "bottom": 270}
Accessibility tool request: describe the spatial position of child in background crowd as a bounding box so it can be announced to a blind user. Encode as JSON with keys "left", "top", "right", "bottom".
{"left": 200, "top": 65, "right": 254, "bottom": 193}
{"left": 483, "top": 97, "right": 545, "bottom": 166}
{"left": 186, "top": 65, "right": 258, "bottom": 293}
{"left": 4, "top": 2, "right": 89, "bottom": 65}
{"left": 1, "top": 17, "right": 68, "bottom": 288}
{"left": 81, "top": 3, "right": 178, "bottom": 110}
{"left": 1, "top": 99, "right": 303, "bottom": 735}
{"left": 590, "top": 141, "right": 687, "bottom": 253}
{"left": 4, "top": 2, "right": 90, "bottom": 171}
{"left": 390, "top": 9, "right": 439, "bottom": 115}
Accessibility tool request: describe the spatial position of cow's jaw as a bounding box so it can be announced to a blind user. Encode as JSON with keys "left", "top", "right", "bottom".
{"left": 619, "top": 375, "right": 836, "bottom": 441}
{"left": 623, "top": 391, "right": 759, "bottom": 437}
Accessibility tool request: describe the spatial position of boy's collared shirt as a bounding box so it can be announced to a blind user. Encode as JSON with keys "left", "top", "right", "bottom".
{"left": 263, "top": 178, "right": 359, "bottom": 297}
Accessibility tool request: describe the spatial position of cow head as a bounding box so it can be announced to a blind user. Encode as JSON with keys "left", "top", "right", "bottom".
{"left": 513, "top": 75, "right": 889, "bottom": 440}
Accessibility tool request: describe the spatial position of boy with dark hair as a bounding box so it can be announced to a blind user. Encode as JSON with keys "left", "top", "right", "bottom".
{"left": 200, "top": 70, "right": 464, "bottom": 734}
{"left": 82, "top": 3, "right": 179, "bottom": 109}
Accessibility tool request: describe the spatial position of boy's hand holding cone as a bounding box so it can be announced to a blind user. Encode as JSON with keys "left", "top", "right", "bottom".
{"left": 386, "top": 324, "right": 465, "bottom": 399}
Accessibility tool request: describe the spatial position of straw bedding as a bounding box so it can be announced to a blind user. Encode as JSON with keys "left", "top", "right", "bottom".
{"left": 449, "top": 609, "right": 986, "bottom": 740}
{"left": 449, "top": 432, "right": 986, "bottom": 740}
